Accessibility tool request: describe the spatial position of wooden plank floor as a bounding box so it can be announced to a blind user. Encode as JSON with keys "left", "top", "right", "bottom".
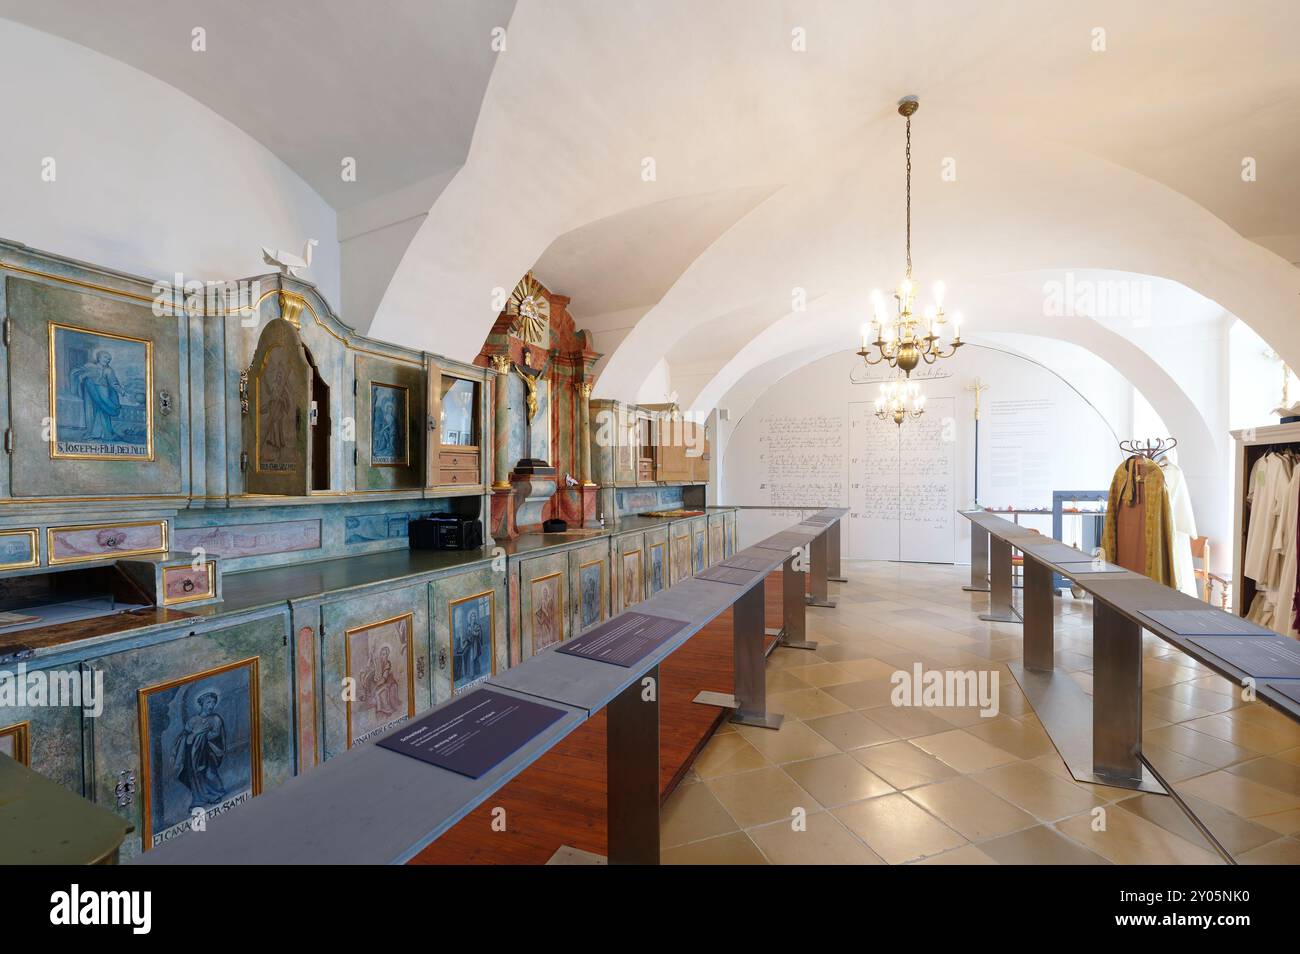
{"left": 410, "top": 604, "right": 741, "bottom": 864}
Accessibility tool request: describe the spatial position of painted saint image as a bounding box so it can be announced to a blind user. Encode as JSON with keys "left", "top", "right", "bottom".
{"left": 51, "top": 324, "right": 151, "bottom": 458}
{"left": 371, "top": 383, "right": 408, "bottom": 465}
{"left": 673, "top": 534, "right": 691, "bottom": 583}
{"left": 623, "top": 550, "right": 643, "bottom": 606}
{"left": 346, "top": 615, "right": 413, "bottom": 746}
{"left": 694, "top": 532, "right": 706, "bottom": 574}
{"left": 650, "top": 544, "right": 665, "bottom": 594}
{"left": 174, "top": 689, "right": 227, "bottom": 811}
{"left": 580, "top": 562, "right": 603, "bottom": 629}
{"left": 530, "top": 574, "right": 562, "bottom": 652}
{"left": 451, "top": 593, "right": 494, "bottom": 691}
{"left": 139, "top": 659, "right": 260, "bottom": 849}
{"left": 262, "top": 364, "right": 292, "bottom": 452}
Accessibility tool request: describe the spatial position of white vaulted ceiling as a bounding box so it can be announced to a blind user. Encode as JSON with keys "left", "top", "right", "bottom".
{"left": 4, "top": 0, "right": 1300, "bottom": 423}
{"left": 0, "top": 0, "right": 516, "bottom": 210}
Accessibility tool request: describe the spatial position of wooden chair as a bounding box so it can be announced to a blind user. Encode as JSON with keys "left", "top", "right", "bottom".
{"left": 1190, "top": 536, "right": 1212, "bottom": 602}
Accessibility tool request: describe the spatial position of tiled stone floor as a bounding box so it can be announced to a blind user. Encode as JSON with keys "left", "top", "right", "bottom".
{"left": 661, "top": 560, "right": 1300, "bottom": 865}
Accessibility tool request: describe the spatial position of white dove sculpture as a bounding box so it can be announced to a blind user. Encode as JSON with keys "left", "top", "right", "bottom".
{"left": 261, "top": 238, "right": 318, "bottom": 277}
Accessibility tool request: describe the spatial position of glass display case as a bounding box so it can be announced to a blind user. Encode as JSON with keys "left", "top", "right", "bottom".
{"left": 427, "top": 369, "right": 483, "bottom": 489}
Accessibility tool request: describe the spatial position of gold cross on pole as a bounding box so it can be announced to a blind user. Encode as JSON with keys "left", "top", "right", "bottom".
{"left": 966, "top": 377, "right": 989, "bottom": 421}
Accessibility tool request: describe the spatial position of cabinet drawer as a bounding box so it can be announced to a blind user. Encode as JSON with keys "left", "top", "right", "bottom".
{"left": 162, "top": 562, "right": 216, "bottom": 604}
{"left": 637, "top": 459, "right": 654, "bottom": 481}
{"left": 438, "top": 450, "right": 479, "bottom": 471}
{"left": 438, "top": 467, "right": 480, "bottom": 485}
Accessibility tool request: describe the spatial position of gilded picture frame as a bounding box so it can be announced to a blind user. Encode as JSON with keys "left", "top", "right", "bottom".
{"left": 649, "top": 542, "right": 666, "bottom": 594}
{"left": 449, "top": 590, "right": 496, "bottom": 692}
{"left": 0, "top": 528, "right": 39, "bottom": 570}
{"left": 577, "top": 559, "right": 606, "bottom": 631}
{"left": 621, "top": 548, "right": 644, "bottom": 608}
{"left": 370, "top": 381, "right": 411, "bottom": 467}
{"left": 528, "top": 571, "right": 564, "bottom": 654}
{"left": 136, "top": 656, "right": 262, "bottom": 852}
{"left": 0, "top": 720, "right": 31, "bottom": 766}
{"left": 344, "top": 612, "right": 417, "bottom": 747}
{"left": 47, "top": 321, "right": 155, "bottom": 461}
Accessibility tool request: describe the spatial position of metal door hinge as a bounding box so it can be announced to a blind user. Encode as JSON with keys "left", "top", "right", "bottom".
{"left": 3, "top": 429, "right": 11, "bottom": 454}
{"left": 2, "top": 318, "right": 10, "bottom": 347}
{"left": 239, "top": 450, "right": 248, "bottom": 472}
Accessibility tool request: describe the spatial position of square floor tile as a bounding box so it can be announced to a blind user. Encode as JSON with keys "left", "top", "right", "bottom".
{"left": 704, "top": 767, "right": 821, "bottom": 828}
{"left": 782, "top": 753, "right": 894, "bottom": 807}
{"left": 851, "top": 740, "right": 959, "bottom": 790}
{"left": 834, "top": 793, "right": 966, "bottom": 864}
{"left": 748, "top": 811, "right": 883, "bottom": 865}
{"left": 662, "top": 831, "right": 767, "bottom": 865}
{"left": 911, "top": 728, "right": 1020, "bottom": 773}
{"left": 661, "top": 780, "right": 739, "bottom": 847}
{"left": 905, "top": 777, "right": 1035, "bottom": 841}
{"left": 978, "top": 825, "right": 1109, "bottom": 865}
{"left": 806, "top": 710, "right": 898, "bottom": 751}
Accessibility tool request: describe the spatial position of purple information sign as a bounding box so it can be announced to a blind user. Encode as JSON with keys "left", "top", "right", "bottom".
{"left": 698, "top": 565, "right": 759, "bottom": 586}
{"left": 377, "top": 688, "right": 567, "bottom": 779}
{"left": 1186, "top": 635, "right": 1300, "bottom": 679}
{"left": 1142, "top": 610, "right": 1276, "bottom": 637}
{"left": 557, "top": 611, "right": 689, "bottom": 667}
{"left": 1267, "top": 681, "right": 1300, "bottom": 707}
{"left": 724, "top": 554, "right": 778, "bottom": 572}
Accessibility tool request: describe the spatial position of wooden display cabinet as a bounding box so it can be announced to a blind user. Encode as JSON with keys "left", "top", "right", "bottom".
{"left": 426, "top": 362, "right": 485, "bottom": 490}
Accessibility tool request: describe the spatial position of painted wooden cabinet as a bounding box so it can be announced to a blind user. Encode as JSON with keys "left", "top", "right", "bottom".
{"left": 0, "top": 661, "right": 84, "bottom": 796}
{"left": 515, "top": 550, "right": 569, "bottom": 659}
{"left": 568, "top": 540, "right": 611, "bottom": 636}
{"left": 427, "top": 361, "right": 488, "bottom": 491}
{"left": 355, "top": 352, "right": 425, "bottom": 490}
{"left": 644, "top": 524, "right": 669, "bottom": 595}
{"left": 430, "top": 565, "right": 508, "bottom": 696}
{"left": 318, "top": 582, "right": 432, "bottom": 760}
{"left": 83, "top": 611, "right": 292, "bottom": 860}
{"left": 708, "top": 512, "right": 728, "bottom": 566}
{"left": 614, "top": 530, "right": 647, "bottom": 611}
{"left": 5, "top": 276, "right": 185, "bottom": 499}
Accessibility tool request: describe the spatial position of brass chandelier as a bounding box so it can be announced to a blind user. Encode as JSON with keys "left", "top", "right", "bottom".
{"left": 875, "top": 377, "right": 926, "bottom": 426}
{"left": 857, "top": 97, "right": 963, "bottom": 377}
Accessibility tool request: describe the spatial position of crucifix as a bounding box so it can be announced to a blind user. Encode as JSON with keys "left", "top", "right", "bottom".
{"left": 966, "top": 377, "right": 989, "bottom": 506}
{"left": 513, "top": 347, "right": 557, "bottom": 466}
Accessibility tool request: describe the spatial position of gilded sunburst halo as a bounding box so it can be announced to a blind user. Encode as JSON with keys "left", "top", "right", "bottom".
{"left": 507, "top": 273, "right": 550, "bottom": 344}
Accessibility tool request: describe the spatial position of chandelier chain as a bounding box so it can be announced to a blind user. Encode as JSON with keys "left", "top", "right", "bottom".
{"left": 905, "top": 114, "right": 912, "bottom": 280}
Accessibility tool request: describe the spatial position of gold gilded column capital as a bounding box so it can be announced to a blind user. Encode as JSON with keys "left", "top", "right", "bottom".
{"left": 490, "top": 353, "right": 512, "bottom": 375}
{"left": 575, "top": 381, "right": 593, "bottom": 398}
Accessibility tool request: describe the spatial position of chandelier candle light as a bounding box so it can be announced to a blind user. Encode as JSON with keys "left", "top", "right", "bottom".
{"left": 876, "top": 377, "right": 926, "bottom": 426}
{"left": 857, "top": 97, "right": 964, "bottom": 381}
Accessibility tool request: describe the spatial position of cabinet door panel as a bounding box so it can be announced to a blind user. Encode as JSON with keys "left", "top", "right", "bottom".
{"left": 241, "top": 318, "right": 310, "bottom": 495}
{"left": 355, "top": 353, "right": 424, "bottom": 490}
{"left": 7, "top": 277, "right": 183, "bottom": 497}
{"left": 86, "top": 613, "right": 291, "bottom": 860}
{"left": 0, "top": 664, "right": 83, "bottom": 794}
{"left": 319, "top": 583, "right": 431, "bottom": 760}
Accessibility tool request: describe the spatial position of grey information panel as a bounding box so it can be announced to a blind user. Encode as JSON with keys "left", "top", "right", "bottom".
{"left": 698, "top": 565, "right": 761, "bottom": 586}
{"left": 1056, "top": 559, "right": 1128, "bottom": 575}
{"left": 1266, "top": 681, "right": 1300, "bottom": 707}
{"left": 724, "top": 553, "right": 782, "bottom": 572}
{"left": 557, "top": 611, "right": 689, "bottom": 668}
{"left": 1141, "top": 609, "right": 1278, "bottom": 637}
{"left": 1186, "top": 635, "right": 1300, "bottom": 679}
{"left": 377, "top": 688, "right": 567, "bottom": 779}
